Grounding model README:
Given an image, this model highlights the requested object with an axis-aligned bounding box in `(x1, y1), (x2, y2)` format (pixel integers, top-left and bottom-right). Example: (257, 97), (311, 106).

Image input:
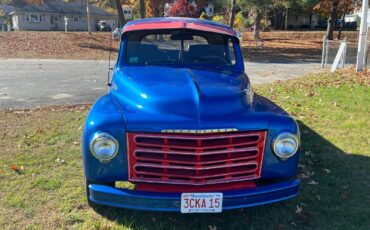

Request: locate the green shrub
(234, 12), (248, 31)
(212, 15), (227, 24)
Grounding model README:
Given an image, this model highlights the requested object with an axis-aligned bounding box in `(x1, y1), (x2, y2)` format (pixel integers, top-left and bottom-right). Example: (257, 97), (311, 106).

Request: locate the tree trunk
(285, 7), (288, 30)
(326, 0), (339, 40)
(228, 0), (236, 28)
(115, 0), (125, 27)
(140, 0), (146, 19)
(253, 11), (262, 41)
(337, 9), (347, 40)
(337, 14), (344, 40)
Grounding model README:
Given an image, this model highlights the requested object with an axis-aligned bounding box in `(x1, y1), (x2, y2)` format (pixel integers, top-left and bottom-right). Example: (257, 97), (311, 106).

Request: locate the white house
(122, 5), (133, 20)
(204, 3), (214, 17)
(8, 1), (116, 31)
(287, 13), (320, 28)
(354, 9), (370, 25)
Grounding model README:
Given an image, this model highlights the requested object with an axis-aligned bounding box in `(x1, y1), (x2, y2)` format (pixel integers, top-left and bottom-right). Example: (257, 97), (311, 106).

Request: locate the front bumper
(88, 179), (300, 212)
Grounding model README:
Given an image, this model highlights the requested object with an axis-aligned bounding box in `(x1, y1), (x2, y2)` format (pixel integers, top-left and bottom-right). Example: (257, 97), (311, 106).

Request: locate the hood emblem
(162, 128), (238, 134)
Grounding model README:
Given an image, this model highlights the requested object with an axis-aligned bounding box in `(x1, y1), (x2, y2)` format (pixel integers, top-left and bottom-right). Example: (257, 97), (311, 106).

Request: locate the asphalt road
(0, 59), (322, 109)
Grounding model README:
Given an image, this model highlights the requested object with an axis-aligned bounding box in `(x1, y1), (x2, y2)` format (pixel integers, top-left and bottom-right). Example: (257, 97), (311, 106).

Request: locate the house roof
(9, 1), (113, 17)
(0, 4), (15, 14)
(123, 17), (237, 37)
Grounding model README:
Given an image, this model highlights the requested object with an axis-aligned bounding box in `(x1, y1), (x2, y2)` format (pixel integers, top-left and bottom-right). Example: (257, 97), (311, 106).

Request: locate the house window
(73, 16), (79, 22)
(25, 14), (42, 23)
(53, 15), (59, 22)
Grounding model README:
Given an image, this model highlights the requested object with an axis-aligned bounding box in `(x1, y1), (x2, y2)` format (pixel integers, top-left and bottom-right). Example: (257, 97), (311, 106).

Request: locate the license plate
(181, 193), (223, 213)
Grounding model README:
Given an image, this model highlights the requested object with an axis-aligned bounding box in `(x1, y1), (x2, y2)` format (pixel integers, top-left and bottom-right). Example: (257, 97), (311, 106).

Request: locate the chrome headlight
(272, 132), (299, 160)
(89, 132), (119, 162)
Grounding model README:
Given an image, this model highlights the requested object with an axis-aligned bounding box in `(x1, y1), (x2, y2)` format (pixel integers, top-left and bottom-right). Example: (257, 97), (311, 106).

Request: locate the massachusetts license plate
(181, 193), (223, 213)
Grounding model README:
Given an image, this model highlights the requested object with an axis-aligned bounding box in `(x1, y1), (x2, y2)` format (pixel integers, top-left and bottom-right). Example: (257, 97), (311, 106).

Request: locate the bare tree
(140, 0), (146, 18)
(326, 0), (339, 40)
(252, 10), (262, 40)
(115, 0), (125, 27)
(228, 0), (236, 28)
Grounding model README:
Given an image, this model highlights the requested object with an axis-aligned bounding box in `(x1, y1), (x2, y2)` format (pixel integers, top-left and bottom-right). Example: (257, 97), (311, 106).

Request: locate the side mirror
(112, 28), (121, 40)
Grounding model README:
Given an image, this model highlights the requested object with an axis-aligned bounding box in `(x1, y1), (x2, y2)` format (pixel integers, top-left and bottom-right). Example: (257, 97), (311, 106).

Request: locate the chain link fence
(321, 27), (370, 68)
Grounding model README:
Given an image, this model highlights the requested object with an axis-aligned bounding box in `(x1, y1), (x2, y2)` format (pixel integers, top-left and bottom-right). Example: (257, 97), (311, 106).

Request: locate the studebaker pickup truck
(82, 17), (300, 213)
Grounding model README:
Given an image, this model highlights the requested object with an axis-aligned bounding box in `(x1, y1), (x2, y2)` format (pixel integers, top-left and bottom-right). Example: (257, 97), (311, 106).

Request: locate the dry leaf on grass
(307, 180), (319, 185)
(295, 205), (309, 222)
(10, 164), (24, 174)
(208, 225), (217, 230)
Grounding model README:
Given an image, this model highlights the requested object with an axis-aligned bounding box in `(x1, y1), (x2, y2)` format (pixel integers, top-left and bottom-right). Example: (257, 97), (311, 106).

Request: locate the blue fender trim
(89, 179), (300, 212)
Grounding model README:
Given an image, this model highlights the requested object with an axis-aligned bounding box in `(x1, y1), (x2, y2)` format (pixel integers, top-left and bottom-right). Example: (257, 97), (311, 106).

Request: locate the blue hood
(110, 66), (270, 132)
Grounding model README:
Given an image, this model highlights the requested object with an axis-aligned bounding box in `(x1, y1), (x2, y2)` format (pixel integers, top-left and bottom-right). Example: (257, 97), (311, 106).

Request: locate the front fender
(82, 93), (128, 182)
(262, 114), (300, 179)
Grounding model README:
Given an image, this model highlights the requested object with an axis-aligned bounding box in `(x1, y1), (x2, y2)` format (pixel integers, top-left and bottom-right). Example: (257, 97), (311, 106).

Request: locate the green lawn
(0, 71), (369, 230)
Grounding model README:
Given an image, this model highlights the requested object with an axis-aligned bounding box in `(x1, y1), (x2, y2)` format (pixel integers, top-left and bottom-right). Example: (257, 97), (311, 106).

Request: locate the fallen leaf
(10, 164), (23, 174)
(208, 225), (217, 230)
(295, 205), (310, 223)
(298, 164), (306, 169)
(305, 92), (315, 97)
(295, 205), (303, 214)
(308, 180), (319, 185)
(55, 158), (65, 164)
(10, 164), (19, 171)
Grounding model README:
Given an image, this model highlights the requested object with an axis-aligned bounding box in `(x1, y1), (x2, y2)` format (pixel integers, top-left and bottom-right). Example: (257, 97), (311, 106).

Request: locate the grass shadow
(91, 120), (370, 229)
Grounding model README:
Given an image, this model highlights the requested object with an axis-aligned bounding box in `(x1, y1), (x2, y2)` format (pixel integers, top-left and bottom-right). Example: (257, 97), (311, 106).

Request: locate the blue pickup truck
(82, 17), (300, 213)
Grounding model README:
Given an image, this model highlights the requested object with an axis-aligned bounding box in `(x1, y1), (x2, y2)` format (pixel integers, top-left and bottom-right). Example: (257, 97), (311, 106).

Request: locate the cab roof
(122, 17), (237, 37)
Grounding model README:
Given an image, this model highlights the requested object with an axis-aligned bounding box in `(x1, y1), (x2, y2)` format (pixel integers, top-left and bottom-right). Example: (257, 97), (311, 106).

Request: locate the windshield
(123, 29), (237, 67)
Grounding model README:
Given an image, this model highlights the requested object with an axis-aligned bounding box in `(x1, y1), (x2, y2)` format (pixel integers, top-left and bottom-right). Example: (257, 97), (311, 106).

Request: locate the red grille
(127, 131), (266, 187)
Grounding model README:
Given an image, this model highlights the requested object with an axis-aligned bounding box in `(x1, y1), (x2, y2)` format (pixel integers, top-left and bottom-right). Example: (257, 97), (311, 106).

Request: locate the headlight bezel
(89, 132), (119, 162)
(272, 132), (299, 160)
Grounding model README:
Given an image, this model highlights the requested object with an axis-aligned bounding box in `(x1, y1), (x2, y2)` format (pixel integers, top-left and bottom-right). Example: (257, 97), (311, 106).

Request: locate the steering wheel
(201, 55), (227, 65)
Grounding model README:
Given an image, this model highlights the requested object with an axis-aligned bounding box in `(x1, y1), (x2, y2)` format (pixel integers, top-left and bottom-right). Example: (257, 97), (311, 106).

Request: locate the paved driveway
(0, 59), (322, 109)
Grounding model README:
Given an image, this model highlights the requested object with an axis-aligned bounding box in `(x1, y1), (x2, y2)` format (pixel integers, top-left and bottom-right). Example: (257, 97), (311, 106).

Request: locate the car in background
(315, 20), (328, 29)
(96, 21), (112, 32)
(83, 17), (301, 213)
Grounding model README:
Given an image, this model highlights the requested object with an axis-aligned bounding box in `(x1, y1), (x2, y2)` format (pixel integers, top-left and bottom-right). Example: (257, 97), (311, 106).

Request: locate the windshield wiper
(144, 60), (179, 65)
